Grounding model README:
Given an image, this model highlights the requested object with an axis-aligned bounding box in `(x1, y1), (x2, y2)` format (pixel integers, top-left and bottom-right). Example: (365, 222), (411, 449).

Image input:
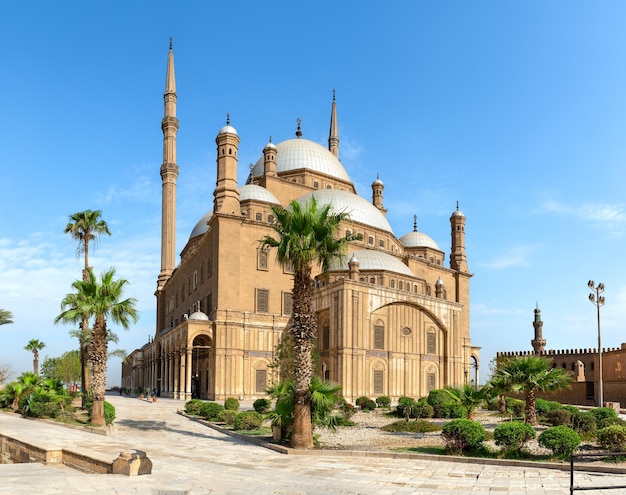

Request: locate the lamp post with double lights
(588, 280), (605, 408)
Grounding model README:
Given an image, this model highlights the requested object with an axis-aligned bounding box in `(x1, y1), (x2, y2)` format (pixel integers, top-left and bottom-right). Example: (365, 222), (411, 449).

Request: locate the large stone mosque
(121, 43), (480, 402)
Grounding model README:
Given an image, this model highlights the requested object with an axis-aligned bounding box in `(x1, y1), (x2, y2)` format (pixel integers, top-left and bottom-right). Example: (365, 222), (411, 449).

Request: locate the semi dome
(239, 184), (280, 204)
(251, 138), (351, 182)
(399, 231), (441, 251)
(329, 250), (414, 277)
(295, 189), (393, 233)
(189, 211), (213, 239)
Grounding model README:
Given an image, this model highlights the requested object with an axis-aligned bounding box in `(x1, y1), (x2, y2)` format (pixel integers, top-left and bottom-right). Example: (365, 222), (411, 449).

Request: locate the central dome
(251, 138), (351, 182)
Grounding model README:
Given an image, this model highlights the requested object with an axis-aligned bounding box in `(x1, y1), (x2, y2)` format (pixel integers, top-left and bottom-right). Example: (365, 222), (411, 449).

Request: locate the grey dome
(295, 189), (393, 233)
(190, 211), (213, 239)
(251, 138), (351, 182)
(218, 125), (238, 136)
(399, 231), (441, 251)
(189, 311), (209, 321)
(329, 250), (414, 277)
(239, 184), (280, 204)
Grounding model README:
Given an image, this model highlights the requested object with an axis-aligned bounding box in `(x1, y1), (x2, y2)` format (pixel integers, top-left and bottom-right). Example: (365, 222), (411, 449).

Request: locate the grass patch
(382, 420), (443, 433)
(393, 446), (446, 455)
(232, 427), (271, 436)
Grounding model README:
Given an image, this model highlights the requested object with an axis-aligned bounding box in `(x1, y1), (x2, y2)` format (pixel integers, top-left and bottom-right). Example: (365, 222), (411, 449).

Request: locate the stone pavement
(1, 395), (626, 494)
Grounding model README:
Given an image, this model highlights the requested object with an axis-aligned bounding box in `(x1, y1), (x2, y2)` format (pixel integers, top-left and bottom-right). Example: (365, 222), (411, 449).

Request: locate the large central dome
(251, 138), (351, 182)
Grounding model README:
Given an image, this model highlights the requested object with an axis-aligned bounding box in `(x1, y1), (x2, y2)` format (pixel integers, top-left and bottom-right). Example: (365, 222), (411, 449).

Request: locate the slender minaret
(328, 90), (339, 158)
(450, 201), (468, 272)
(263, 136), (277, 177)
(531, 304), (547, 353)
(214, 115), (240, 214)
(158, 38), (179, 290)
(372, 174), (386, 214)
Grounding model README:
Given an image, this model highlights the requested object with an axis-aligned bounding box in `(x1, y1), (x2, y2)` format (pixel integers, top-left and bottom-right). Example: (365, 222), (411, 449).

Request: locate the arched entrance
(191, 334), (212, 399)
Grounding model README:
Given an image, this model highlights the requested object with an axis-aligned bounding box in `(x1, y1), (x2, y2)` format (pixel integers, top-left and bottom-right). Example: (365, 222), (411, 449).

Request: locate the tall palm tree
(0, 309), (13, 326)
(24, 339), (46, 374)
(55, 268), (138, 426)
(492, 355), (573, 426)
(64, 210), (111, 406)
(260, 197), (352, 449)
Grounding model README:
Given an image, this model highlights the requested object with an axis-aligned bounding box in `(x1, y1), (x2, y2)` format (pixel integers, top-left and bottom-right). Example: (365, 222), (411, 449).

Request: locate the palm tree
(492, 355), (573, 426)
(64, 209), (111, 406)
(260, 197), (352, 449)
(486, 373), (513, 414)
(55, 268), (138, 426)
(0, 309), (13, 326)
(24, 339), (46, 374)
(444, 384), (488, 420)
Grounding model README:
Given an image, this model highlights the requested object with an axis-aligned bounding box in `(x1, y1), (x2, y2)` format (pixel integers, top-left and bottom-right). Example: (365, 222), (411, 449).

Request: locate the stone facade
(121, 43), (479, 402)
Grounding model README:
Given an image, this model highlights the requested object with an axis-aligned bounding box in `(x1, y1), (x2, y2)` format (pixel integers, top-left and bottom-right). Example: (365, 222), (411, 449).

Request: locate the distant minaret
(371, 174), (386, 215)
(158, 38), (179, 290)
(213, 114), (240, 215)
(531, 304), (547, 353)
(450, 202), (468, 272)
(328, 90), (339, 158)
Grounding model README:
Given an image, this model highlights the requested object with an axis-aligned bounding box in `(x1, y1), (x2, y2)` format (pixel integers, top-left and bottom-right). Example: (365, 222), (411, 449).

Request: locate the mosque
(121, 43), (480, 402)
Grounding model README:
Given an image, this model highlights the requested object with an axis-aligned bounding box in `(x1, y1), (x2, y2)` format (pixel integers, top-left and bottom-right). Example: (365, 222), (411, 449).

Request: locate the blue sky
(2, 2), (626, 387)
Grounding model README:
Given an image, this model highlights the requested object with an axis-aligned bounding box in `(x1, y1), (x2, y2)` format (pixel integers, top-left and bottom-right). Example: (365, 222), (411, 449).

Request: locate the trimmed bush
(25, 393), (62, 419)
(441, 418), (485, 454)
(185, 399), (204, 416)
(547, 408), (572, 426)
(538, 425), (581, 457)
(200, 402), (225, 421)
(253, 398), (272, 414)
(340, 402), (357, 419)
(355, 396), (370, 408)
(598, 416), (626, 429)
(224, 397), (240, 411)
(233, 411), (263, 430)
(572, 411), (597, 437)
(597, 425), (626, 451)
(505, 398), (525, 417)
(494, 421), (536, 450)
(427, 389), (467, 419)
(376, 396), (391, 408)
(589, 407), (618, 423)
(360, 399), (377, 411)
(412, 400), (434, 419)
(535, 398), (552, 417)
(382, 420), (442, 433)
(103, 401), (115, 425)
(219, 409), (238, 426)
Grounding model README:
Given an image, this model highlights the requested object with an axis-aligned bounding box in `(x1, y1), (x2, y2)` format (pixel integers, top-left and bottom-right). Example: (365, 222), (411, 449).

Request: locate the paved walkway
(1, 395), (626, 494)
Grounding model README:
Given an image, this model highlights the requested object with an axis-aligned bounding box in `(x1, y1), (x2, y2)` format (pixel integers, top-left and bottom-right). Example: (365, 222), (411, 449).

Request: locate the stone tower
(372, 174), (386, 214)
(158, 38), (179, 290)
(213, 115), (240, 215)
(531, 304), (547, 353)
(450, 202), (468, 273)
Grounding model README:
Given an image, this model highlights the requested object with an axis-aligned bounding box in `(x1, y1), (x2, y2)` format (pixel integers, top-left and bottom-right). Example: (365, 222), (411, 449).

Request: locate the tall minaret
(450, 202), (468, 272)
(158, 38), (179, 290)
(214, 115), (240, 215)
(328, 90), (339, 158)
(531, 304), (547, 353)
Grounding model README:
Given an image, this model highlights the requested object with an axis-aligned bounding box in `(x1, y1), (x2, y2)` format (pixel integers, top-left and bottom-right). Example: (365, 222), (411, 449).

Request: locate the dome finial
(226, 113), (231, 125)
(169, 37), (173, 50)
(413, 214), (418, 232)
(269, 135), (272, 143)
(296, 118), (303, 138)
(456, 200), (460, 211)
(333, 89), (336, 102)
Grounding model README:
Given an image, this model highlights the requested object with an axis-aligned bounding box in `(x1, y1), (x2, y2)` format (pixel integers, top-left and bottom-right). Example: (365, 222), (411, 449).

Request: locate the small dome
(218, 125), (238, 136)
(399, 231), (441, 251)
(189, 211), (213, 239)
(264, 141), (277, 151)
(372, 178), (383, 186)
(349, 253), (359, 264)
(451, 209), (465, 218)
(436, 278), (444, 286)
(295, 189), (393, 233)
(251, 138), (351, 183)
(188, 311), (209, 321)
(239, 184), (280, 204)
(329, 250), (414, 277)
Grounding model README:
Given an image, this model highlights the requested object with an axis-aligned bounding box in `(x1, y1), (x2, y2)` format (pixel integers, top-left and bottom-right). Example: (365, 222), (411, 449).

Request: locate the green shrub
(505, 398), (525, 417)
(25, 393), (62, 418)
(382, 420), (442, 433)
(340, 402), (357, 419)
(598, 416), (626, 429)
(397, 396), (415, 406)
(535, 398), (552, 416)
(224, 397), (240, 411)
(589, 407), (618, 423)
(396, 397), (415, 418)
(572, 411), (597, 437)
(427, 389), (466, 418)
(253, 398), (272, 414)
(355, 396), (370, 408)
(547, 409), (571, 426)
(185, 399), (204, 416)
(538, 425), (581, 457)
(376, 396), (391, 408)
(360, 398), (377, 411)
(200, 402), (224, 421)
(562, 405), (580, 415)
(493, 421), (536, 450)
(219, 409), (238, 426)
(597, 425), (626, 451)
(441, 419), (485, 454)
(103, 401), (115, 425)
(412, 400), (434, 419)
(233, 411), (263, 430)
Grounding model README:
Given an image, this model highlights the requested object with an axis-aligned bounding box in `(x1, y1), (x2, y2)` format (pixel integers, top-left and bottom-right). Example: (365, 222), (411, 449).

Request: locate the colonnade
(140, 347), (195, 400)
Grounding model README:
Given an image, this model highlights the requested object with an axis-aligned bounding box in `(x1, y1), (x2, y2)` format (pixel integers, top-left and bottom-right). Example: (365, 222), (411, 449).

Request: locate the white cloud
(476, 245), (537, 269)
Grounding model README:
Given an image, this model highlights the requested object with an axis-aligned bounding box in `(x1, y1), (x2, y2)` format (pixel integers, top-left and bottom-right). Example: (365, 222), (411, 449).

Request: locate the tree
(492, 355), (573, 426)
(24, 339), (46, 374)
(63, 209), (111, 406)
(444, 384), (488, 420)
(259, 197), (352, 449)
(55, 268), (138, 426)
(41, 351), (81, 390)
(486, 373), (513, 414)
(0, 362), (14, 386)
(0, 309), (13, 326)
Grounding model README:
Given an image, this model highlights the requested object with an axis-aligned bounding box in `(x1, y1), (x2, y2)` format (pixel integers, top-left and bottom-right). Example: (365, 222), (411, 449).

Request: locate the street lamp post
(588, 280), (605, 408)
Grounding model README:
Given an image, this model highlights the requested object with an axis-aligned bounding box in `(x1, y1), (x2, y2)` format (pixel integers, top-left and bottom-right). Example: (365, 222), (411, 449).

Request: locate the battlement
(497, 346), (624, 359)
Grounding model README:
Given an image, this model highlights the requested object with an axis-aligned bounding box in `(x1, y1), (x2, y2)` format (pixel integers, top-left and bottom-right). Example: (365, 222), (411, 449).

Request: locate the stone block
(111, 450), (152, 476)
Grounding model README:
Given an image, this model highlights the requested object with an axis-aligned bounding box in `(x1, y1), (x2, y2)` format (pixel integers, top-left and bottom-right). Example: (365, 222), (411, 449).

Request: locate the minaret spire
(531, 304), (547, 353)
(328, 90), (339, 158)
(158, 39), (180, 290)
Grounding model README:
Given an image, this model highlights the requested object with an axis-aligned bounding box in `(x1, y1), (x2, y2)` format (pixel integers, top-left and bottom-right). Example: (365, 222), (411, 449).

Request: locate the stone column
(173, 350), (180, 399)
(185, 348), (193, 400)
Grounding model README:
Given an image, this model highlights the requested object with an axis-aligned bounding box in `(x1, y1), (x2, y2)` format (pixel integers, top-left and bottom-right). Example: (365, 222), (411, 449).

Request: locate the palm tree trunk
(499, 394), (506, 414)
(80, 267), (90, 408)
(289, 267), (315, 449)
(89, 316), (108, 427)
(525, 389), (537, 426)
